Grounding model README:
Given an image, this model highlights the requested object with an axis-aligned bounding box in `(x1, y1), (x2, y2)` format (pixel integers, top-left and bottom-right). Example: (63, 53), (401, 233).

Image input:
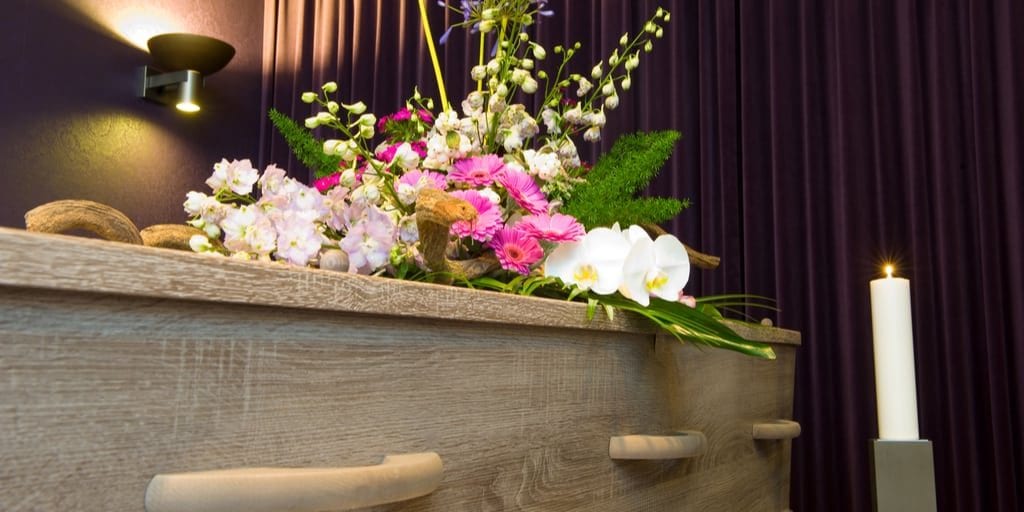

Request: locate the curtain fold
(259, 1), (1024, 509)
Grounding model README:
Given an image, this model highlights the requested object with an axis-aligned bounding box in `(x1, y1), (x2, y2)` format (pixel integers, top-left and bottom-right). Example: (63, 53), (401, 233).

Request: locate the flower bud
(486, 59), (500, 75)
(519, 32), (529, 42)
(602, 82), (615, 96)
(340, 169), (357, 187)
(343, 101), (367, 114)
(203, 223), (221, 239)
(305, 116), (320, 129)
(471, 65), (487, 81)
(323, 139), (344, 155)
(609, 49), (619, 66)
(480, 19), (496, 33)
(644, 22), (657, 34)
(327, 101), (340, 114)
(521, 58), (534, 70)
(301, 92), (317, 103)
(591, 62), (603, 79)
(482, 7), (499, 19)
(359, 124), (374, 139)
(496, 83), (509, 97)
(521, 77), (539, 94)
(604, 94), (619, 109)
(656, 28), (664, 38)
(425, 98), (434, 109)
(511, 69), (529, 85)
(625, 53), (640, 71)
(656, 7), (665, 18)
(363, 184), (381, 203)
(663, 11), (671, 22)
(532, 44), (547, 60)
(357, 113), (376, 127)
(189, 234), (213, 253)
(536, 70), (548, 80)
(620, 33), (629, 46)
(322, 81), (338, 93)
(644, 40), (654, 53)
(621, 76), (632, 90)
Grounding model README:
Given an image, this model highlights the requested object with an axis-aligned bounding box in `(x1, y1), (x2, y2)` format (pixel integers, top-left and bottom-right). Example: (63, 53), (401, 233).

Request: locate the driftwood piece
(415, 189), (501, 283)
(640, 223), (721, 270)
(24, 200), (143, 245)
(140, 224), (207, 251)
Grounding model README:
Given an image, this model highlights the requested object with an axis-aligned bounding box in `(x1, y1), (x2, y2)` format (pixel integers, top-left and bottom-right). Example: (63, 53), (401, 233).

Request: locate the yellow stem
(477, 32), (485, 92)
(418, 0), (450, 112)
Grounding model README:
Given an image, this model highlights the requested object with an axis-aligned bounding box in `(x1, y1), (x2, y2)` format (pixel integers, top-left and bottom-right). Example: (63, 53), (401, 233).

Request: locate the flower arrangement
(184, 0), (776, 359)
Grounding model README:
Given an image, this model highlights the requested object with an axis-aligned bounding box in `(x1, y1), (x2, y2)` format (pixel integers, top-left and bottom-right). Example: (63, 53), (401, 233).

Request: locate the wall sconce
(137, 33), (235, 113)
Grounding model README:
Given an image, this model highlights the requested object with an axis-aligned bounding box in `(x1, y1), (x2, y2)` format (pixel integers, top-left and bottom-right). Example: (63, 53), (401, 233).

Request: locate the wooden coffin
(0, 227), (800, 511)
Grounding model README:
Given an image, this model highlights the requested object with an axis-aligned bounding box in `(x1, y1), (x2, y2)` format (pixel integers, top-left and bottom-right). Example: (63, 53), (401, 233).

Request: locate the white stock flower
(523, 150), (562, 181)
(390, 142), (421, 170)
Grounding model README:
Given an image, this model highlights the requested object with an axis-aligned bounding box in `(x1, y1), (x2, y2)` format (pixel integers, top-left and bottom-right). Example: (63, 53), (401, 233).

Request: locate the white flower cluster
(544, 224), (690, 307)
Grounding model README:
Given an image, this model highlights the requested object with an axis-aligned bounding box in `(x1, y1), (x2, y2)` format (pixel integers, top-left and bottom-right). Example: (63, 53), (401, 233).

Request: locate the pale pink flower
(340, 206), (397, 274)
(515, 213), (585, 243)
(398, 170), (447, 191)
(497, 168), (549, 215)
(678, 292), (697, 308)
(259, 164), (288, 195)
(449, 189), (503, 242)
(208, 158), (259, 195)
(448, 154), (506, 187)
(489, 227), (544, 275)
(272, 212), (322, 266)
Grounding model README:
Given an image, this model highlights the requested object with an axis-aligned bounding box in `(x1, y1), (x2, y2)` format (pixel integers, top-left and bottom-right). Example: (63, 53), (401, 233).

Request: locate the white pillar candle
(869, 265), (920, 440)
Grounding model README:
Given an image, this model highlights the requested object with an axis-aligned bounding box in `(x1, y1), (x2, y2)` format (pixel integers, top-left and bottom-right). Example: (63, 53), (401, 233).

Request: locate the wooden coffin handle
(144, 452), (444, 512)
(24, 199), (143, 245)
(609, 431), (707, 460)
(752, 420), (802, 440)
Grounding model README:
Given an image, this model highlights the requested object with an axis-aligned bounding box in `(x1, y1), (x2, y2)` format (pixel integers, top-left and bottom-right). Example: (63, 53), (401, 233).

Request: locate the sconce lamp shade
(137, 33), (234, 114)
(147, 33), (235, 75)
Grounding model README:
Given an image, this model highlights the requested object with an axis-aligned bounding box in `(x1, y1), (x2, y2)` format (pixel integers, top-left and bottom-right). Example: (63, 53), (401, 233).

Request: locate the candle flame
(884, 264), (894, 279)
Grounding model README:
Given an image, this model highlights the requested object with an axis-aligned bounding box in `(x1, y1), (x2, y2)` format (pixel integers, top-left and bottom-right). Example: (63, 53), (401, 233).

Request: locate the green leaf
(586, 298), (598, 321)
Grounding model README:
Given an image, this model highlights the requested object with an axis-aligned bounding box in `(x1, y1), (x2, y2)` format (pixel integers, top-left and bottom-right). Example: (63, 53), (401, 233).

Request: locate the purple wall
(0, 0), (265, 229)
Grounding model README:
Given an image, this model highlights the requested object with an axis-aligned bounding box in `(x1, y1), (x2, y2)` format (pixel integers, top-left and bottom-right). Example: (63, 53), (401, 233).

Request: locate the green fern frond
(268, 108), (342, 178)
(563, 130), (690, 229)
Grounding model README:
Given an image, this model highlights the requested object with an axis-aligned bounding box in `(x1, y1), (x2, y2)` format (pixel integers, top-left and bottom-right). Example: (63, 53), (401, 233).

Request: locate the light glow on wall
(112, 7), (183, 50)
(62, 1), (185, 51)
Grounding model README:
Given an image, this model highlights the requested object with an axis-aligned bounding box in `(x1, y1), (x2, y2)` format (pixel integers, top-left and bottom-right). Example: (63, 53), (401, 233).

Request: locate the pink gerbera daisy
(497, 169), (550, 215)
(448, 154), (506, 187)
(489, 227), (544, 275)
(398, 169), (447, 190)
(449, 190), (503, 242)
(515, 213), (585, 242)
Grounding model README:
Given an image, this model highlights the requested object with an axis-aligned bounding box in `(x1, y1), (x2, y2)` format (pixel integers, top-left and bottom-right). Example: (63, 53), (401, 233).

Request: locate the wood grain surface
(0, 227), (799, 345)
(0, 227), (800, 511)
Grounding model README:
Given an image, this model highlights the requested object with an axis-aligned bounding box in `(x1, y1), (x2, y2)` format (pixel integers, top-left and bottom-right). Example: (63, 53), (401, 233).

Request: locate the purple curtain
(259, 1), (1024, 509)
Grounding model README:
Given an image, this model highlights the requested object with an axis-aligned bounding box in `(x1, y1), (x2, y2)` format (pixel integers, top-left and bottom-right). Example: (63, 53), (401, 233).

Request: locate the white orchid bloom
(619, 231), (691, 306)
(544, 227), (630, 294)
